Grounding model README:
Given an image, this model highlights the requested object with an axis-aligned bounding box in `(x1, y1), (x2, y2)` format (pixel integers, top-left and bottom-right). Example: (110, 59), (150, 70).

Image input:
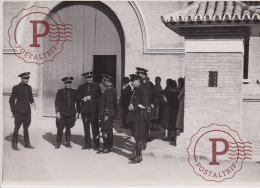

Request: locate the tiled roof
(161, 1), (260, 23)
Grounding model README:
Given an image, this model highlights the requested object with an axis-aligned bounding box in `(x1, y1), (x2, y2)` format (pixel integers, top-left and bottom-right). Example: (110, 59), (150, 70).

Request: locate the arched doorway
(42, 1), (125, 116)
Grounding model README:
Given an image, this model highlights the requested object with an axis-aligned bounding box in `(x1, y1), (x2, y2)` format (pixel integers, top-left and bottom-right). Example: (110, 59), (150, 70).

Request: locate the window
(209, 71), (218, 87)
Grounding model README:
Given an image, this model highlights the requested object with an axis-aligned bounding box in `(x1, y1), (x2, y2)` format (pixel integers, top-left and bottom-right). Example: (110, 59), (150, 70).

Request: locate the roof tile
(161, 1), (260, 23)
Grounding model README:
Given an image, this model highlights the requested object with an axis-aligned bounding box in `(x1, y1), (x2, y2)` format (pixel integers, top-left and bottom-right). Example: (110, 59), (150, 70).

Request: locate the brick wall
(242, 37), (260, 161)
(177, 52), (243, 157)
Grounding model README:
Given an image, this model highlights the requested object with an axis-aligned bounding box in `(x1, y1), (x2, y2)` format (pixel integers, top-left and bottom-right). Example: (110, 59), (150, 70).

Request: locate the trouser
(13, 113), (31, 145)
(101, 129), (114, 150)
(56, 116), (75, 144)
(81, 112), (99, 148)
(134, 137), (144, 157)
(100, 116), (114, 149)
(122, 105), (129, 127)
(144, 113), (150, 146)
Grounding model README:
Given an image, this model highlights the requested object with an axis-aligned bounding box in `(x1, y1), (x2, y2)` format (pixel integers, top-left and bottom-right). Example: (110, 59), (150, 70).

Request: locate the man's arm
(75, 90), (81, 114)
(29, 86), (35, 104)
(55, 90), (62, 120)
(9, 86), (17, 113)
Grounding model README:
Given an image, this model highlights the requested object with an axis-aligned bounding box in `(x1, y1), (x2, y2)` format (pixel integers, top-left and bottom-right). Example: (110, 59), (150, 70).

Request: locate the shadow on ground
(113, 134), (135, 158)
(42, 132), (86, 148)
(5, 133), (25, 147)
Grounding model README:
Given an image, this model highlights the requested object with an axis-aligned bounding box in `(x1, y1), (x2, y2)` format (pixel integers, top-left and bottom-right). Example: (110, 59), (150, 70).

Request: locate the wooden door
(42, 2), (123, 116)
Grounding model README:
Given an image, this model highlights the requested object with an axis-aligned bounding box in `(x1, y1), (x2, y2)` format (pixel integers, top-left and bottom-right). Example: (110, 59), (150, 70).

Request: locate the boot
(129, 143), (137, 160)
(82, 134), (91, 149)
(55, 130), (62, 149)
(108, 133), (114, 152)
(93, 136), (100, 151)
(142, 141), (147, 150)
(65, 129), (72, 148)
(24, 131), (34, 149)
(97, 133), (109, 154)
(11, 133), (19, 151)
(129, 141), (142, 164)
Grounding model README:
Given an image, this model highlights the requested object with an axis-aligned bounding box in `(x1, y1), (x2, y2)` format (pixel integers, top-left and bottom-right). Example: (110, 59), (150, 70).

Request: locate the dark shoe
(93, 142), (100, 151)
(128, 155), (136, 160)
(96, 148), (109, 154)
(102, 148), (110, 153)
(55, 142), (61, 149)
(128, 156), (142, 164)
(96, 148), (103, 154)
(11, 143), (19, 151)
(12, 134), (19, 151)
(109, 146), (114, 152)
(142, 143), (146, 150)
(24, 131), (34, 149)
(25, 143), (34, 149)
(94, 147), (99, 151)
(82, 144), (91, 150)
(65, 142), (72, 148)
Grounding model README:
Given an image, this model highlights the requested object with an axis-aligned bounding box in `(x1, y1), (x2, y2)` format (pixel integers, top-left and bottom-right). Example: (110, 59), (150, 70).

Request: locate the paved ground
(2, 117), (260, 186)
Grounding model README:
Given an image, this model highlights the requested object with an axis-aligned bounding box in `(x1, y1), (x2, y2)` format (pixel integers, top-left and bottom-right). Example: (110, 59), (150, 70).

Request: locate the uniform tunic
(9, 82), (35, 130)
(77, 82), (101, 147)
(128, 87), (149, 138)
(9, 82), (34, 114)
(77, 82), (101, 114)
(99, 85), (117, 131)
(55, 88), (78, 129)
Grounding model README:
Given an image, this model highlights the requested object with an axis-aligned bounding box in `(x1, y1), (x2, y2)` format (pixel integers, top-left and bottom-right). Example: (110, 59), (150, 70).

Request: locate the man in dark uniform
(9, 72), (36, 150)
(136, 67), (153, 150)
(128, 74), (151, 164)
(97, 74), (117, 154)
(55, 77), (79, 149)
(120, 77), (132, 128)
(77, 72), (101, 150)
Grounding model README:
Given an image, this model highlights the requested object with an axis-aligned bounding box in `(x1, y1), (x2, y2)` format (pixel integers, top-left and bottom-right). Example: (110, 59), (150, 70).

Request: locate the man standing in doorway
(9, 72), (36, 150)
(55, 77), (79, 149)
(77, 72), (101, 150)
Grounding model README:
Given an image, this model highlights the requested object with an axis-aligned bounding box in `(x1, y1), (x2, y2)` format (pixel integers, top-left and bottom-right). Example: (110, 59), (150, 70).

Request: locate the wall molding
(129, 1), (185, 54)
(3, 48), (20, 54)
(243, 99), (260, 102)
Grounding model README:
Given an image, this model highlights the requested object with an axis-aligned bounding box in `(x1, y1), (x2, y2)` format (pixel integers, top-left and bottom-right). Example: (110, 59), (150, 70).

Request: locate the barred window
(209, 71), (218, 87)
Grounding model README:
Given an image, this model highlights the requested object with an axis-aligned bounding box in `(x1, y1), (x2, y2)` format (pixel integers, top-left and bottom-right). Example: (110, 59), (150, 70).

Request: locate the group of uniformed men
(9, 67), (153, 164)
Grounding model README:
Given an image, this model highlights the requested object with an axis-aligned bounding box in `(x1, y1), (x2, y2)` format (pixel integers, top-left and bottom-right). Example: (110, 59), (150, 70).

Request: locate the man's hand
(151, 104), (154, 108)
(104, 116), (109, 122)
(83, 96), (91, 102)
(128, 103), (134, 111)
(56, 112), (61, 120)
(122, 85), (127, 90)
(147, 107), (151, 113)
(32, 102), (36, 110)
(75, 113), (79, 119)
